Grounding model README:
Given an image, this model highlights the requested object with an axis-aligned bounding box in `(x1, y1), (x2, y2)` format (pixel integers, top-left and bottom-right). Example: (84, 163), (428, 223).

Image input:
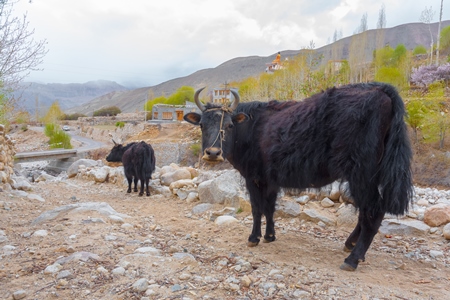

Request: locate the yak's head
(184, 87), (248, 163)
(106, 140), (125, 162)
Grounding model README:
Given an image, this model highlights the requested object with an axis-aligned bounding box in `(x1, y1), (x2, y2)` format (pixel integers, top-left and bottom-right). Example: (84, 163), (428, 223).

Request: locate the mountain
(13, 80), (129, 115)
(39, 21), (450, 115)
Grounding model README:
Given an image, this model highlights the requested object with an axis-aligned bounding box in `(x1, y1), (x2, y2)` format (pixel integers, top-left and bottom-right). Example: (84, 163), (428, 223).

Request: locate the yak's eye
(228, 124), (234, 129)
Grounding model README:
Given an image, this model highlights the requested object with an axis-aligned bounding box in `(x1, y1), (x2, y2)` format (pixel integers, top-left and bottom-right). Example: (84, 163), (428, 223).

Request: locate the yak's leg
(126, 176), (133, 193)
(340, 208), (385, 271)
(263, 185), (279, 243)
(133, 177), (138, 192)
(145, 178), (150, 196)
(138, 176), (144, 197)
(246, 179), (264, 247)
(344, 220), (362, 252)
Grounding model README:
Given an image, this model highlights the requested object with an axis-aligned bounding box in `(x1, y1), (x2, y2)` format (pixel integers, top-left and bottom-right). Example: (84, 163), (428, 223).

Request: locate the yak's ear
(184, 112), (201, 125)
(233, 112), (249, 124)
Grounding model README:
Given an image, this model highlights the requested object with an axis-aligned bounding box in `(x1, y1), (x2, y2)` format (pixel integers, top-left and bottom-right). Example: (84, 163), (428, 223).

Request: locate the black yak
(106, 140), (156, 196)
(183, 82), (413, 271)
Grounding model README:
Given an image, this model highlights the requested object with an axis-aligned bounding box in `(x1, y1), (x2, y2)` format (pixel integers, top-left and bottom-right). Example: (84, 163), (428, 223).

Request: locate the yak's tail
(142, 142), (155, 180)
(377, 83), (414, 215)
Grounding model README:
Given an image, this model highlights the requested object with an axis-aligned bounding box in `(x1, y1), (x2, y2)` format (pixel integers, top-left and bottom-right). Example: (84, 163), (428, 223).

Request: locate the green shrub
(93, 106), (121, 117)
(413, 45), (427, 55)
(44, 123), (72, 149)
(61, 113), (87, 120)
(115, 121), (125, 128)
(190, 143), (201, 157)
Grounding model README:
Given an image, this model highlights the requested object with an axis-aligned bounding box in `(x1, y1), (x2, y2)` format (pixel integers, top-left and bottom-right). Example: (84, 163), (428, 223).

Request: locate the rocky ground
(1, 126), (450, 300)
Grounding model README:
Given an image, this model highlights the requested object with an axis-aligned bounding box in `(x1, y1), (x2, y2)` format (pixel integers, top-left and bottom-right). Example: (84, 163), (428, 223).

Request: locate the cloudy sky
(13, 0), (450, 88)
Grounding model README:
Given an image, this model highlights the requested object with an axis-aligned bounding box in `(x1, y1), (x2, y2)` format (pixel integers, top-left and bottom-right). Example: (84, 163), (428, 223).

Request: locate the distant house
(151, 87), (237, 122)
(151, 102), (201, 122)
(212, 87), (233, 104)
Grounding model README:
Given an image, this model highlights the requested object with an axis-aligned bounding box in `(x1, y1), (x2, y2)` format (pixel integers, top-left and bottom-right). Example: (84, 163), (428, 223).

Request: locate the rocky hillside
(65, 21), (450, 116)
(14, 80), (129, 115)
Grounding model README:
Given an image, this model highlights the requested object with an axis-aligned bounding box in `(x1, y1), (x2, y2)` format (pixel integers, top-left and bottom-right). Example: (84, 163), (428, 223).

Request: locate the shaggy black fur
(184, 82), (413, 271)
(106, 141), (156, 196)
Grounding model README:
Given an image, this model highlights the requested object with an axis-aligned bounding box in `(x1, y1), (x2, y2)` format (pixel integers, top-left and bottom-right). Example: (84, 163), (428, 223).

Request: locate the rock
(295, 195), (310, 205)
(112, 266), (126, 276)
(423, 204), (450, 227)
(444, 223), (450, 240)
(169, 179), (195, 190)
(88, 166), (110, 183)
(329, 181), (342, 201)
(299, 208), (336, 225)
(429, 250), (444, 259)
(132, 278), (148, 292)
(27, 193), (45, 202)
(171, 284), (182, 292)
(214, 215), (238, 225)
(11, 175), (32, 191)
(57, 270), (74, 279)
(179, 273), (192, 280)
(321, 197), (335, 208)
(275, 200), (302, 217)
(67, 159), (98, 178)
(32, 230), (48, 237)
(161, 168), (192, 186)
(55, 251), (100, 265)
(134, 247), (161, 256)
(32, 202), (129, 225)
(192, 203), (213, 214)
(241, 275), (252, 287)
(186, 192), (198, 203)
(336, 204), (358, 228)
(108, 215), (125, 224)
(379, 219), (430, 236)
(12, 290), (27, 300)
(44, 263), (62, 274)
(197, 170), (244, 206)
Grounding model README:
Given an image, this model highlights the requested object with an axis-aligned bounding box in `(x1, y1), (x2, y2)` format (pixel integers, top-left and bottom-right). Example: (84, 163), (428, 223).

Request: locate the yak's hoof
(340, 262), (356, 271)
(126, 190), (131, 193)
(263, 234), (276, 243)
(146, 193), (150, 196)
(247, 241), (259, 247)
(343, 245), (353, 252)
(138, 193), (144, 197)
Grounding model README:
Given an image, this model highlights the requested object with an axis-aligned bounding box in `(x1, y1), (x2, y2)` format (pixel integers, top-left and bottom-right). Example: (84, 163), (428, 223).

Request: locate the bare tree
(376, 4), (386, 29)
(420, 6), (435, 65)
(436, 0), (444, 65)
(0, 0), (47, 90)
(355, 13), (368, 34)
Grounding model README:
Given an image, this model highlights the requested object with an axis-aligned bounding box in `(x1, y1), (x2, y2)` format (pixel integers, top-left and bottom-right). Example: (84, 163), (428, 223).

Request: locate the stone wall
(77, 112), (146, 126)
(0, 124), (15, 187)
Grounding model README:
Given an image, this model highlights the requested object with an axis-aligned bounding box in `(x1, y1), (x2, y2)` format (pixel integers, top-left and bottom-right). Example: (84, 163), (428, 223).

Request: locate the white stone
(444, 223), (450, 240)
(32, 230), (48, 237)
(108, 215), (125, 224)
(214, 215), (239, 226)
(44, 263), (62, 274)
(27, 193), (45, 202)
(134, 247), (161, 256)
(132, 278), (149, 292)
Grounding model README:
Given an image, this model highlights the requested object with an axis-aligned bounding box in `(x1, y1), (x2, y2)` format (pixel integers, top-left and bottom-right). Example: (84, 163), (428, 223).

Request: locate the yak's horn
(112, 139), (118, 145)
(230, 89), (240, 111)
(194, 87), (206, 112)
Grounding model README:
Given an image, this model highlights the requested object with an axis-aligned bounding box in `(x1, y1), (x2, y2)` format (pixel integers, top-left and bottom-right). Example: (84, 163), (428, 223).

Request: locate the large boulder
(197, 170), (247, 207)
(423, 204), (450, 227)
(67, 159), (99, 178)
